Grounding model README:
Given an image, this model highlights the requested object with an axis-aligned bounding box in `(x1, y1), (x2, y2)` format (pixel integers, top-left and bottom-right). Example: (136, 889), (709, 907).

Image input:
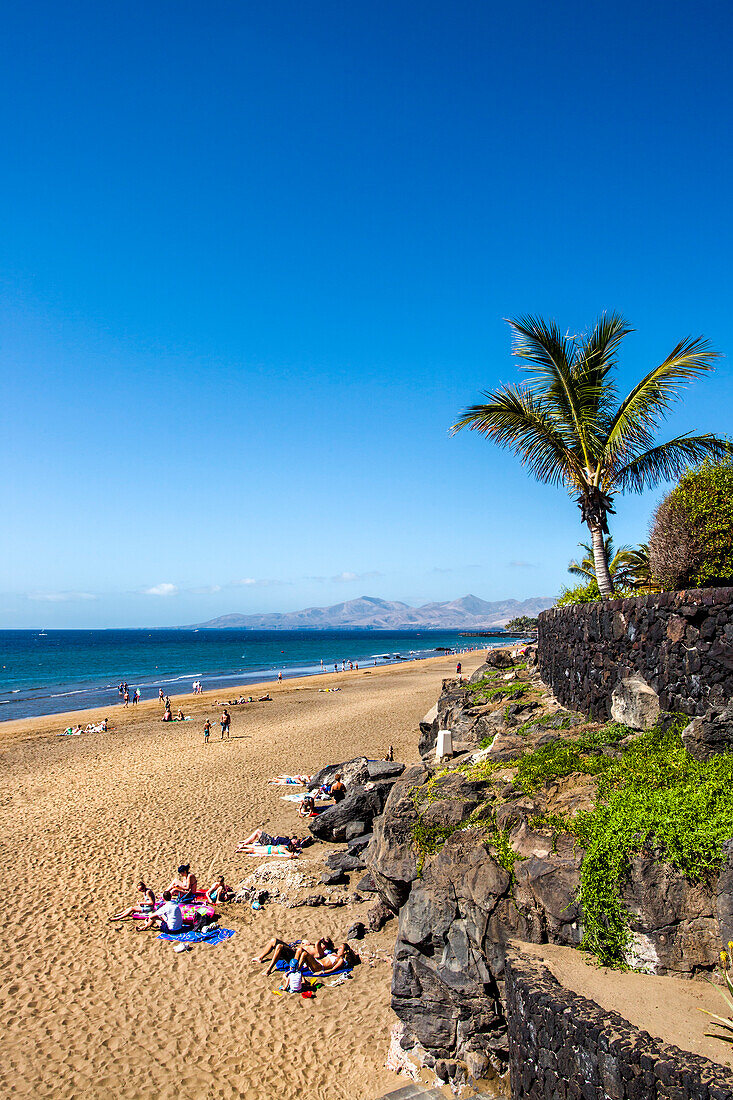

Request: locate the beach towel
(274, 959), (353, 978)
(158, 927), (235, 946)
(280, 792), (308, 802)
(132, 903), (216, 921)
(269, 775), (311, 786)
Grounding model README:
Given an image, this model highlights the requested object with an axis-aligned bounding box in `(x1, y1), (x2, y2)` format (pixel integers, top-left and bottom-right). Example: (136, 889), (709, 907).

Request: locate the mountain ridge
(186, 593), (554, 630)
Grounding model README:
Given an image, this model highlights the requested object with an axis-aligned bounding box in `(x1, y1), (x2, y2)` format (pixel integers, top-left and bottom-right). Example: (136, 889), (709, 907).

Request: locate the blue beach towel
(158, 927), (235, 946)
(274, 958), (352, 978)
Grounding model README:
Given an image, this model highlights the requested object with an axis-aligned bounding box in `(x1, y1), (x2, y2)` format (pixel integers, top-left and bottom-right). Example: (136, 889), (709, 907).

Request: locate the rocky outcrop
(308, 778), (398, 842)
(308, 756), (371, 791)
(367, 657), (733, 1081)
(367, 768), (423, 910)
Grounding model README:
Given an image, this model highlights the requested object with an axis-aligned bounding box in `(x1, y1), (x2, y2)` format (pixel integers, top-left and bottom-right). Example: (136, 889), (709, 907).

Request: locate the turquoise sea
(0, 628), (524, 722)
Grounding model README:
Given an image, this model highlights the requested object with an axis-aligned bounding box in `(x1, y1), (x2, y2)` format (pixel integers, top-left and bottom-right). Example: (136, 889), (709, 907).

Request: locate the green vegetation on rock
(414, 710), (733, 969)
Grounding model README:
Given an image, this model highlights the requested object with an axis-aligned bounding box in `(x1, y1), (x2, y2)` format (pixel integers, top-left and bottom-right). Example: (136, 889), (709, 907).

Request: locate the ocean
(0, 628), (524, 723)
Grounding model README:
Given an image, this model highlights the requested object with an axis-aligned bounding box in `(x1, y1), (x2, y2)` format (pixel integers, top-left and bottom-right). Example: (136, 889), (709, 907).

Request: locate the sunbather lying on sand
(252, 935), (333, 975)
(295, 941), (360, 974)
(239, 842), (298, 858)
(109, 881), (157, 921)
(236, 828), (309, 854)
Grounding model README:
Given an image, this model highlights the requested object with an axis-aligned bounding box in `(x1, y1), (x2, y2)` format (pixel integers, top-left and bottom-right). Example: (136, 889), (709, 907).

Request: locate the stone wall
(538, 587), (733, 719)
(506, 953), (733, 1100)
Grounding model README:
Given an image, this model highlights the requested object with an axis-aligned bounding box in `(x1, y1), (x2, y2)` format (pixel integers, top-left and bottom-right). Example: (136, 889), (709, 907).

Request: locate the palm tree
(452, 314), (730, 597)
(568, 537), (634, 585)
(621, 542), (656, 592)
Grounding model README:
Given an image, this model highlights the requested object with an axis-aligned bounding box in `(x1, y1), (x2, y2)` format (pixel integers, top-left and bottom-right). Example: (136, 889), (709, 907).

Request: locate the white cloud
(141, 582), (179, 597)
(28, 591), (98, 602)
(508, 560), (536, 569)
(189, 584), (222, 595)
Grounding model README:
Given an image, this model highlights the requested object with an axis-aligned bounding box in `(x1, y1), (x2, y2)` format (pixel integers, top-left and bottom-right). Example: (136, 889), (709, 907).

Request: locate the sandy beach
(1, 651), (486, 1100)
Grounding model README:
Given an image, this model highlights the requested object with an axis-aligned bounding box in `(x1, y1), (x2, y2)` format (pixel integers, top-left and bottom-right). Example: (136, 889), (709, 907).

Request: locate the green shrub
(649, 458), (733, 589)
(555, 578), (602, 606)
(505, 616), (538, 632)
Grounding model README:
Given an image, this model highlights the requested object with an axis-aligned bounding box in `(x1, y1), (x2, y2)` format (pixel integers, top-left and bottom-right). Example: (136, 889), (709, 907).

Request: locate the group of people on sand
(109, 864), (233, 931)
(253, 935), (360, 980)
(62, 718), (109, 735)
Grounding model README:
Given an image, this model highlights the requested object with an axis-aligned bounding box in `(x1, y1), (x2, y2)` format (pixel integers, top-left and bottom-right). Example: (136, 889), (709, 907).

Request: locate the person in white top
(142, 890), (183, 934)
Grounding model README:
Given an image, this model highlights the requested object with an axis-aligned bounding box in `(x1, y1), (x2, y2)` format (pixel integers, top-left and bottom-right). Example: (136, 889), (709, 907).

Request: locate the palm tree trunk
(589, 523), (615, 597)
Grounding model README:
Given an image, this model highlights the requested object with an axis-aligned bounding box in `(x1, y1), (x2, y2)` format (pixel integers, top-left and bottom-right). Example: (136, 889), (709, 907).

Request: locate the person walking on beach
(204, 718), (211, 744)
(278, 671), (283, 686)
(456, 661), (462, 677)
(123, 688), (130, 708)
(220, 708), (230, 740)
(158, 688), (164, 704)
(133, 687), (140, 705)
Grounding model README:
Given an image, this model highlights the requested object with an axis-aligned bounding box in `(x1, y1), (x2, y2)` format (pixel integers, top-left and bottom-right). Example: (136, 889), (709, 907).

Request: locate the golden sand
(0, 651), (487, 1100)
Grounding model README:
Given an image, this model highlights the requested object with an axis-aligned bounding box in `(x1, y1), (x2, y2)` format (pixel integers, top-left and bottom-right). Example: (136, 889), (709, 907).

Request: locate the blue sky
(3, 0), (732, 627)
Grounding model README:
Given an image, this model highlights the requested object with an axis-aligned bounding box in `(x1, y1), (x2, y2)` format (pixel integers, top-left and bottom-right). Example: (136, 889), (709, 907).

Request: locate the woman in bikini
(166, 864), (197, 903)
(295, 940), (360, 974)
(237, 842), (298, 858)
(109, 881), (157, 922)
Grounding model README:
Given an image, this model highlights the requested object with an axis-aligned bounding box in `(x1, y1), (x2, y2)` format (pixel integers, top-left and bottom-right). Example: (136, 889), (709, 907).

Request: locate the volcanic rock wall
(538, 587), (733, 720)
(506, 953), (733, 1100)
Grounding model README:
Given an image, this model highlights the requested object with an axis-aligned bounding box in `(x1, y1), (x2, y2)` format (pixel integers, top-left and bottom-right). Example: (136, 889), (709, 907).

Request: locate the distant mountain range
(188, 594), (554, 631)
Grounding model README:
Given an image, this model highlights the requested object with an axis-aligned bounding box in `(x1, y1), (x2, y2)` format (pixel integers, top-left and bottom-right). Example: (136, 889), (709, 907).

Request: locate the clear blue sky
(3, 0), (732, 627)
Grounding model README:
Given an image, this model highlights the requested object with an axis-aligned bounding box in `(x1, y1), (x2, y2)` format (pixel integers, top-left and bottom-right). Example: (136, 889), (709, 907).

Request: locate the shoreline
(0, 649), (484, 753)
(0, 631), (507, 724)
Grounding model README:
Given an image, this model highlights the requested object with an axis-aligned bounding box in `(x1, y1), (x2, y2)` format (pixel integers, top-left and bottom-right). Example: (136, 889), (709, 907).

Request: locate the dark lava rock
(366, 760), (406, 781)
(326, 851), (366, 873)
(367, 900), (395, 932)
(346, 921), (367, 940)
(683, 702), (733, 761)
(320, 870), (347, 886)
(365, 767), (424, 910)
(346, 832), (373, 854)
(309, 779), (396, 843)
(308, 757), (370, 792)
(344, 820), (367, 842)
(356, 873), (378, 893)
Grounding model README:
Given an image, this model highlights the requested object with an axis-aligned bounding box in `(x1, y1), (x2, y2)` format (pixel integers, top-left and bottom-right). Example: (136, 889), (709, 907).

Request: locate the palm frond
(615, 434), (733, 493)
(568, 537), (634, 582)
(603, 336), (721, 461)
(506, 316), (590, 456)
(451, 384), (584, 488)
(575, 312), (633, 425)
